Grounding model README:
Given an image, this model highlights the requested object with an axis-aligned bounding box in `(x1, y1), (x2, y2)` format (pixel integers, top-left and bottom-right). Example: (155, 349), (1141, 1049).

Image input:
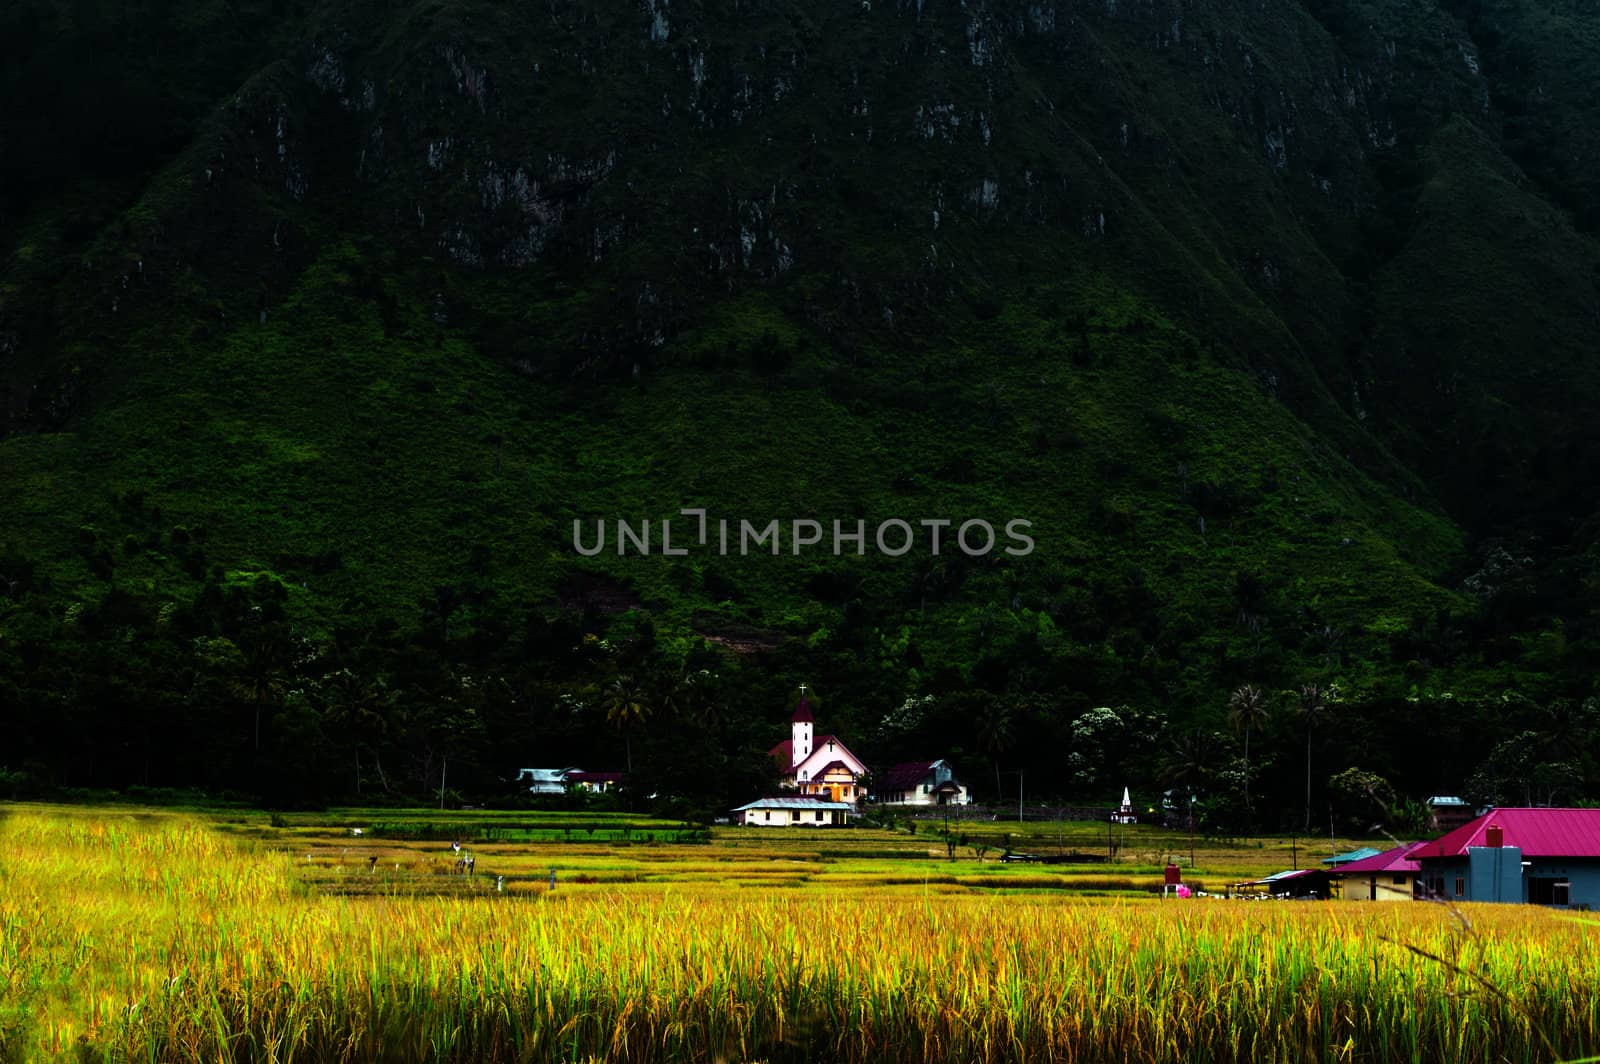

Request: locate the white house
(767, 688), (868, 804)
(516, 767), (580, 794)
(734, 796), (854, 827)
(874, 760), (970, 806)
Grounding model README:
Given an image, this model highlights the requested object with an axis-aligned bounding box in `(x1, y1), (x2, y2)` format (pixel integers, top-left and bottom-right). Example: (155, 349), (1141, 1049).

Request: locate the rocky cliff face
(7, 1), (1596, 525)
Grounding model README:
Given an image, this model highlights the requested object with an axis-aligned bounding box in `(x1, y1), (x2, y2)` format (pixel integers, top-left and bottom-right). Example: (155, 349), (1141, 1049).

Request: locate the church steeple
(790, 683), (813, 767)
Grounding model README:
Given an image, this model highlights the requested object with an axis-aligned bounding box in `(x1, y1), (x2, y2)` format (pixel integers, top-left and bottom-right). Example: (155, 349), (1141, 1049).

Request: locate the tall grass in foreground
(2, 809), (1598, 1062)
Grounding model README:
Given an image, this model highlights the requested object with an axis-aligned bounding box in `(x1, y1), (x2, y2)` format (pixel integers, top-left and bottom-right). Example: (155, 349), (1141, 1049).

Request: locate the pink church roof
(791, 696), (814, 723)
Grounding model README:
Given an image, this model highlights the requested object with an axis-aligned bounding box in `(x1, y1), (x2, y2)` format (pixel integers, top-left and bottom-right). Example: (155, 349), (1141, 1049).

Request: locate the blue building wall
(1418, 847), (1600, 908)
(1466, 846), (1524, 903)
(1523, 859), (1600, 909)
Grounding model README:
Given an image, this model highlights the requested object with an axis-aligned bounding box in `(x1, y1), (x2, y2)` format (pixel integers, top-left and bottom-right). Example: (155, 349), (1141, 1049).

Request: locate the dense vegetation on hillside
(2, 0), (1599, 820)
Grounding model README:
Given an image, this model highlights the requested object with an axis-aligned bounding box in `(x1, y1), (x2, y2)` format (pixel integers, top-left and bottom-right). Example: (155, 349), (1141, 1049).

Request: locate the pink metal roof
(791, 696), (814, 723)
(1333, 841), (1428, 875)
(1411, 808), (1600, 860)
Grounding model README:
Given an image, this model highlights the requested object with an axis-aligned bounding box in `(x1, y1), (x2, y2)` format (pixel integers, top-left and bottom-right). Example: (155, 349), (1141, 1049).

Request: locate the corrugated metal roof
(733, 797), (854, 811)
(1411, 808), (1600, 860)
(1333, 841), (1428, 875)
(1243, 869), (1324, 884)
(1321, 847), (1383, 866)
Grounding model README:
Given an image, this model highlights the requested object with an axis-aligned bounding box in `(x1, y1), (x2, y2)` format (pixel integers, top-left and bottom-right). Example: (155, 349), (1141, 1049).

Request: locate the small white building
(1111, 786), (1138, 824)
(734, 796), (854, 827)
(874, 760), (970, 806)
(516, 767), (581, 794)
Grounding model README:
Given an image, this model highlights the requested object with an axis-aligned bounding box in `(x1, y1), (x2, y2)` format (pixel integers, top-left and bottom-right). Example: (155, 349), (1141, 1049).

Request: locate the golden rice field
(2, 807), (1599, 1063)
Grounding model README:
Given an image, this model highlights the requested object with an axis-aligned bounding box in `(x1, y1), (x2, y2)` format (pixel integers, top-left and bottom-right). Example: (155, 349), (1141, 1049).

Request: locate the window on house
(1530, 878), (1572, 906)
(1454, 877), (1465, 898)
(1392, 875), (1407, 885)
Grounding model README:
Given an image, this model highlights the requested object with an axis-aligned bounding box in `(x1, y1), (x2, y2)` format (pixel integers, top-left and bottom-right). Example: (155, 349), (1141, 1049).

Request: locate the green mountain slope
(2, 0), (1599, 811)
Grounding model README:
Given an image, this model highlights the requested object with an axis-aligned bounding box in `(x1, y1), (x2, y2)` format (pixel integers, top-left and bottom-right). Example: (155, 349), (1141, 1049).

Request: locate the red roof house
(1409, 808), (1600, 907)
(1333, 842), (1428, 902)
(1410, 808), (1600, 861)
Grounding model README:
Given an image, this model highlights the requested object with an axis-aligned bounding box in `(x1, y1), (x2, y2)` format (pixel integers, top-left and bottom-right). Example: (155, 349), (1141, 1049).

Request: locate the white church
(767, 687), (868, 805)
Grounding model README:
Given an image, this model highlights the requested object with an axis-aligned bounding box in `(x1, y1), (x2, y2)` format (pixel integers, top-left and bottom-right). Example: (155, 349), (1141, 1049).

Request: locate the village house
(733, 796), (854, 827)
(516, 767), (580, 794)
(873, 760), (970, 806)
(767, 687), (868, 804)
(516, 767), (622, 794)
(1333, 842), (1428, 902)
(567, 771), (622, 793)
(1233, 868), (1335, 900)
(1410, 807), (1600, 907)
(1425, 795), (1477, 832)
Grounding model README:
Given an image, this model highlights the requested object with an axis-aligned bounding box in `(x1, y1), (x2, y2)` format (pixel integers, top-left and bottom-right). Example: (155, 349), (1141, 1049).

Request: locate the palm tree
(975, 701), (1015, 802)
(234, 626), (292, 752)
(602, 675), (652, 772)
(1295, 683), (1328, 833)
(1161, 730), (1219, 796)
(649, 667), (699, 723)
(1227, 684), (1270, 823)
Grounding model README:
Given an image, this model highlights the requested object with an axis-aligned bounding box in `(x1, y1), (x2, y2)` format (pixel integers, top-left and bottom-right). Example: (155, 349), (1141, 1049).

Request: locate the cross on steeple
(798, 683), (808, 696)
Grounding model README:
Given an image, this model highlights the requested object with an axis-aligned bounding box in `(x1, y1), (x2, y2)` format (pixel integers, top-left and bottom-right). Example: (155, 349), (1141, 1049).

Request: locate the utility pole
(439, 757), (447, 810)
(1188, 793), (1195, 867)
